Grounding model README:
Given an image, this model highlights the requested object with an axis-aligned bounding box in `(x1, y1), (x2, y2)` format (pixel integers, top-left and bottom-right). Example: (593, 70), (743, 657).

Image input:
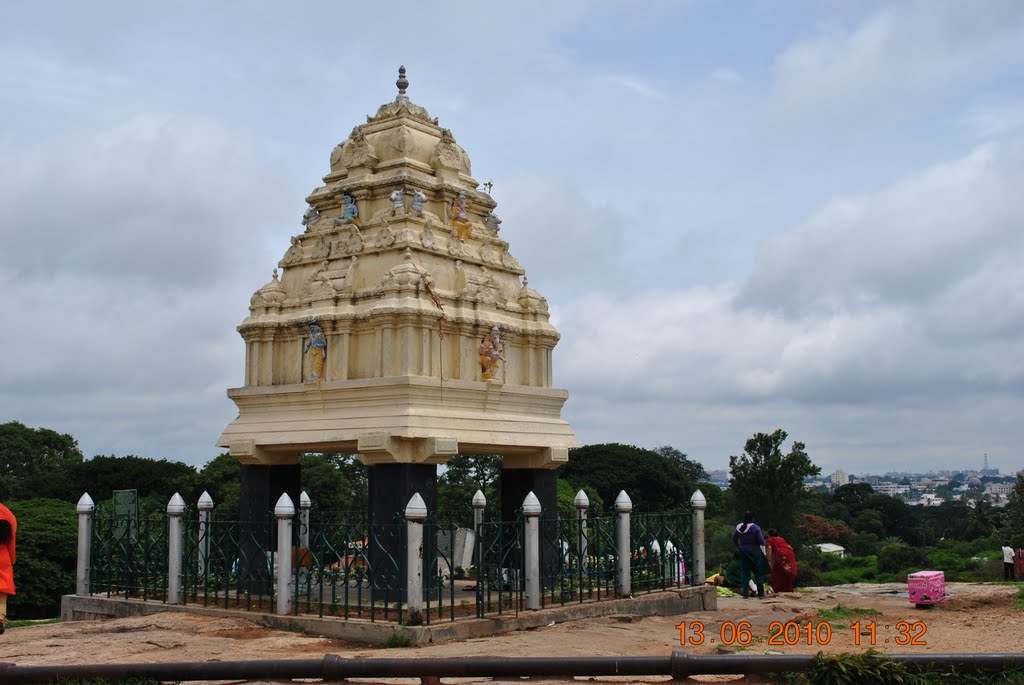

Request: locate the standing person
(1002, 542), (1015, 581)
(765, 528), (798, 593)
(732, 511), (766, 598)
(1015, 546), (1024, 582)
(0, 502), (16, 634)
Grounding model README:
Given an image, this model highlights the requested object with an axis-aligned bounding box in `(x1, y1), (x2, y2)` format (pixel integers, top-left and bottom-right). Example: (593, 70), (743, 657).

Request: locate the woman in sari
(765, 528), (797, 593)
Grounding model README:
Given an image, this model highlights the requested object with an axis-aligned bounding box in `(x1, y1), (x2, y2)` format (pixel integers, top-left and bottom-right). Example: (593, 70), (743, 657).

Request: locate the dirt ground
(1, 583), (1021, 684)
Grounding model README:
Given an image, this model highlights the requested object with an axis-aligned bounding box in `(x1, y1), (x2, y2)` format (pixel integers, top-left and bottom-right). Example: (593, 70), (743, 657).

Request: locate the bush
(6, 498), (77, 619)
(877, 543), (928, 575)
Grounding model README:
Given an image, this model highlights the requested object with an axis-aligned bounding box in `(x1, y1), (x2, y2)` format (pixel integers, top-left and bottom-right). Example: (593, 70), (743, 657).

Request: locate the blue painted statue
(334, 194), (359, 226)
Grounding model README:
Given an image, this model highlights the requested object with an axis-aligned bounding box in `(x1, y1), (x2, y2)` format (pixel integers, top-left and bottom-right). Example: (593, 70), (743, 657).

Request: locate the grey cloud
(0, 115), (294, 287)
(737, 140), (1024, 316)
(768, 0), (1024, 127)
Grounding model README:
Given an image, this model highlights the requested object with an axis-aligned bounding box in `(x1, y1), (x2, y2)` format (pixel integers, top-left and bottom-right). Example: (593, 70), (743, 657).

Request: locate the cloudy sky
(2, 1), (1022, 475)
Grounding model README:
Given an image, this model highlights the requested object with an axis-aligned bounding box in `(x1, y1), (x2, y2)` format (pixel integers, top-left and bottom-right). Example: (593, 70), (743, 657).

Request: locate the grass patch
(4, 617), (60, 629)
(1015, 586), (1024, 611)
(817, 604), (881, 628)
(386, 629), (412, 648)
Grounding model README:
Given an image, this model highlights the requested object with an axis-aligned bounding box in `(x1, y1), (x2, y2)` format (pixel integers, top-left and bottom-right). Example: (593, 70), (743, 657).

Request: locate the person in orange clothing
(0, 502), (16, 634)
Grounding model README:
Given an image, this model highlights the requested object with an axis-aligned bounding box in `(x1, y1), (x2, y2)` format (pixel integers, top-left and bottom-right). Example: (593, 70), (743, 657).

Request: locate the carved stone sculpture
(333, 225), (364, 256)
(331, 127), (379, 171)
(447, 228), (466, 257)
(375, 224), (396, 248)
(311, 233), (330, 261)
(431, 128), (471, 174)
(280, 236), (305, 267)
(302, 207), (321, 229)
(483, 212), (502, 233)
(421, 220), (438, 250)
(389, 188), (405, 215)
(411, 189), (427, 214)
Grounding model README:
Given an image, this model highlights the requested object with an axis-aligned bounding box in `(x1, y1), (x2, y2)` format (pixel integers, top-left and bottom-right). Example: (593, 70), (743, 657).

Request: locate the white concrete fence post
(197, 491), (214, 578)
(405, 492), (428, 625)
(522, 492), (542, 610)
(574, 489), (589, 570)
(615, 490), (633, 598)
(274, 493), (295, 616)
(166, 493), (186, 604)
(472, 489), (486, 531)
(75, 493), (95, 596)
(690, 489), (707, 586)
(299, 491), (311, 550)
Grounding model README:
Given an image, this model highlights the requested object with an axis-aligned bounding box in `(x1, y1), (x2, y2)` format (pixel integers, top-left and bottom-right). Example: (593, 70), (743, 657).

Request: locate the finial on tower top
(396, 65), (409, 101)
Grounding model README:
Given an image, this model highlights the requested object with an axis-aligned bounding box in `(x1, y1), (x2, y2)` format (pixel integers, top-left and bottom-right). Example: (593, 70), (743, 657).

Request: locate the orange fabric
(0, 503), (15, 595)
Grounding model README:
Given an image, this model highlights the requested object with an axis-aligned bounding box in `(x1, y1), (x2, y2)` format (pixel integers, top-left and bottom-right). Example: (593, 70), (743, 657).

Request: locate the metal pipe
(2, 652), (1024, 684)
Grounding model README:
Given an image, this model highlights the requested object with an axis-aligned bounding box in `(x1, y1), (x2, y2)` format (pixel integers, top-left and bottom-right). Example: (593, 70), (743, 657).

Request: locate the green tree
(728, 429), (820, 538)
(654, 446), (709, 483)
(5, 498), (77, 619)
(694, 482), (727, 518)
(555, 479), (605, 521)
(0, 421), (84, 501)
(74, 455), (198, 511)
(195, 452), (241, 517)
(437, 455), (501, 521)
(299, 453), (367, 516)
(1003, 473), (1024, 541)
(560, 443), (697, 513)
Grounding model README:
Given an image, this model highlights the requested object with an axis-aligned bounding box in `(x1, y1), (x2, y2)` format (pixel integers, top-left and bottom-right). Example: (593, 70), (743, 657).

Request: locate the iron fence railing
(86, 501), (695, 622)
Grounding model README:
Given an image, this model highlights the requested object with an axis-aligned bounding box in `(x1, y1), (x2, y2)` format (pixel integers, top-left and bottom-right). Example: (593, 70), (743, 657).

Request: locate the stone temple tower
(218, 68), (577, 522)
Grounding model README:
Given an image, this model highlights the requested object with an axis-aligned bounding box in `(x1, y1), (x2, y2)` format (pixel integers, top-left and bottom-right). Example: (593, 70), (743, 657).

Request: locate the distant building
(986, 482), (1015, 496)
(830, 469), (850, 488)
(815, 543), (846, 558)
(874, 482), (910, 497)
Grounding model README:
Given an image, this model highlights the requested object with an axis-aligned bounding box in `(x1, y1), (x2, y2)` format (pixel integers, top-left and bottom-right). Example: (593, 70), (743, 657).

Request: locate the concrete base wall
(62, 586), (716, 646)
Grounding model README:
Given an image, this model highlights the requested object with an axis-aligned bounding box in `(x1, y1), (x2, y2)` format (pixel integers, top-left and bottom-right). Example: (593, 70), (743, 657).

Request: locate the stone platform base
(62, 586), (716, 645)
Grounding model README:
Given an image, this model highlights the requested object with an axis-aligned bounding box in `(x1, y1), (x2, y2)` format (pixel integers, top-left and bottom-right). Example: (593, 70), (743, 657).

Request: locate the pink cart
(907, 570), (946, 607)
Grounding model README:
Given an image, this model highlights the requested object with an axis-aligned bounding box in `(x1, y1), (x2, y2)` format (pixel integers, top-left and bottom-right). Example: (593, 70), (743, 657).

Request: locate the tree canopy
(0, 421), (84, 500)
(728, 429), (820, 538)
(559, 443), (700, 512)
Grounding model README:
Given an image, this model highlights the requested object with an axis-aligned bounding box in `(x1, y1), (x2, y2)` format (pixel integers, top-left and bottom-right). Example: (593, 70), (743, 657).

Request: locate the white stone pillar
(166, 493), (186, 604)
(522, 491), (542, 610)
(615, 490), (633, 598)
(574, 489), (589, 570)
(75, 493), (95, 596)
(405, 492), (428, 625)
(274, 493), (295, 616)
(299, 491), (311, 550)
(690, 489), (707, 586)
(197, 491), (213, 577)
(472, 489), (486, 531)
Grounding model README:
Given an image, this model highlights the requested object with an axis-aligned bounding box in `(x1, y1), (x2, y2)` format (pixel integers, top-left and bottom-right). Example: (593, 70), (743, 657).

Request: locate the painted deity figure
(448, 191), (471, 240)
(303, 321), (327, 382)
(411, 189), (427, 214)
(334, 194), (359, 226)
(479, 326), (504, 381)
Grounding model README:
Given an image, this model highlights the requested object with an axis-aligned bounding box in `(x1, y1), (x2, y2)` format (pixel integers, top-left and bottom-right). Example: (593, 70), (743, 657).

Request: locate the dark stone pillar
(500, 468), (557, 522)
(367, 463), (438, 524)
(366, 463), (437, 609)
(238, 463), (301, 591)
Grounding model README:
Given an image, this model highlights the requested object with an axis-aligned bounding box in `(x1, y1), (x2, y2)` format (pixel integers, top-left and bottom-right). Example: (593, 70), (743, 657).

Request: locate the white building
(830, 469), (850, 488)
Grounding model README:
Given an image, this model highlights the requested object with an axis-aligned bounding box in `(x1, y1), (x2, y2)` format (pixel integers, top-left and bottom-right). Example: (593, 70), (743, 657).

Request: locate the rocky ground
(1, 583), (1021, 683)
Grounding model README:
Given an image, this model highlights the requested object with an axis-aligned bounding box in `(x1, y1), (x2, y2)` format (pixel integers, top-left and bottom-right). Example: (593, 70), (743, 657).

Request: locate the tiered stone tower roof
(218, 68), (577, 469)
